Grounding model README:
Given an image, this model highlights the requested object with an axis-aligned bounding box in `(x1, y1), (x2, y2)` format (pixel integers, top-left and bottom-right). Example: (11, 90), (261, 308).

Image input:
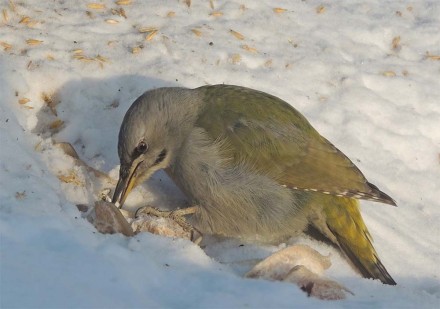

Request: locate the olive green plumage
(197, 85), (395, 204)
(113, 84), (396, 285)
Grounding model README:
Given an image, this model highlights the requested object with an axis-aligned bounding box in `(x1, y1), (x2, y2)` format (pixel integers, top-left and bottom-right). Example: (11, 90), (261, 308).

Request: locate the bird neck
(156, 87), (206, 164)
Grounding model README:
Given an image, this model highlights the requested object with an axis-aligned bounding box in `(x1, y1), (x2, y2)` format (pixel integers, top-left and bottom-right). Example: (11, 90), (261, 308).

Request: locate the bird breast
(167, 127), (310, 241)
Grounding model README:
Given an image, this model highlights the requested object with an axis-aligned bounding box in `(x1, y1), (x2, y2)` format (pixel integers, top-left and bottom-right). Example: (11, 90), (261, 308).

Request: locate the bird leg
(135, 206), (202, 244)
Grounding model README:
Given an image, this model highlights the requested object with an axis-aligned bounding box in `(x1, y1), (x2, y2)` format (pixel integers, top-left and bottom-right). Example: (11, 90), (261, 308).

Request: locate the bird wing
(195, 85), (395, 205)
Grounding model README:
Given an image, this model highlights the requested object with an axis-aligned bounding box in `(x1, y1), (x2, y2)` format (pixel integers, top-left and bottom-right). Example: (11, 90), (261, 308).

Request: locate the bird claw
(99, 188), (113, 202)
(135, 206), (202, 244)
(135, 205), (168, 218)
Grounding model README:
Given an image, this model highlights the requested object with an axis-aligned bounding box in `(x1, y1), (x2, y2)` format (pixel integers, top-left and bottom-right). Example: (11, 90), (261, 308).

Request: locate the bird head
(112, 87), (203, 208)
(112, 89), (183, 207)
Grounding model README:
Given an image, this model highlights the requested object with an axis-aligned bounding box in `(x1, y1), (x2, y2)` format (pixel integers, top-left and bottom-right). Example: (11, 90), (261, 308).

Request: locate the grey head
(112, 87), (204, 207)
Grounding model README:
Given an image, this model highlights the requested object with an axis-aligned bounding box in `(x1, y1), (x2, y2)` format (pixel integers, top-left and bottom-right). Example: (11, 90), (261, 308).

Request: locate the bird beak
(112, 163), (140, 208)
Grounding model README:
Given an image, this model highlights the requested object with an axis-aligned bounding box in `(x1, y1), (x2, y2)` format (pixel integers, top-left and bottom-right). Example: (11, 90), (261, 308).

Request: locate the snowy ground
(1, 0), (439, 307)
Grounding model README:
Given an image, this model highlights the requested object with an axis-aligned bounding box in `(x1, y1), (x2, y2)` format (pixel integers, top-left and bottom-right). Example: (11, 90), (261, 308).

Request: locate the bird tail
(309, 195), (396, 285)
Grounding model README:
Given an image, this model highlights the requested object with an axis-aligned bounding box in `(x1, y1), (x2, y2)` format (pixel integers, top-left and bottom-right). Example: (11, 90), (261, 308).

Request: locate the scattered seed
(119, 8), (127, 18)
(426, 52), (440, 60)
(105, 19), (119, 24)
(273, 8), (287, 14)
(116, 0), (132, 5)
(288, 39), (298, 48)
(427, 55), (440, 60)
(8, 0), (16, 12)
(382, 71), (396, 77)
(111, 8), (127, 18)
(241, 44), (257, 53)
(316, 5), (326, 14)
(49, 119), (64, 130)
(230, 29), (244, 40)
(26, 21), (38, 27)
(42, 92), (58, 116)
(34, 141), (42, 152)
(145, 30), (158, 41)
(230, 53), (241, 64)
(166, 11), (175, 17)
(58, 171), (84, 186)
(0, 41), (12, 51)
(210, 11), (223, 17)
(18, 98), (30, 104)
(191, 29), (202, 37)
(19, 16), (31, 24)
(26, 39), (43, 45)
(81, 57), (95, 62)
(15, 191), (26, 200)
(2, 9), (8, 23)
(87, 3), (106, 9)
(131, 46), (141, 54)
(139, 26), (158, 33)
(72, 49), (83, 54)
(26, 61), (40, 71)
(95, 55), (108, 62)
(74, 55), (95, 62)
(107, 100), (120, 109)
(46, 54), (55, 60)
(392, 36), (401, 51)
(264, 59), (273, 67)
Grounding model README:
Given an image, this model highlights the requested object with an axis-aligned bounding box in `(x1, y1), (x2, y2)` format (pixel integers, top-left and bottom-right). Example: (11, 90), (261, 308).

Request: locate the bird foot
(135, 206), (202, 244)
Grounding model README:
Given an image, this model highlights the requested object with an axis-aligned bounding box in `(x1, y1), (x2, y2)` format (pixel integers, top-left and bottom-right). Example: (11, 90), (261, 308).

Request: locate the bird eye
(136, 141), (148, 154)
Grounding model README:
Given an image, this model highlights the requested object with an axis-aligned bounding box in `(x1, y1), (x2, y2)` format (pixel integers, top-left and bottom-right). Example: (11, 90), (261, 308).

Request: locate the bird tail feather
(310, 195), (396, 285)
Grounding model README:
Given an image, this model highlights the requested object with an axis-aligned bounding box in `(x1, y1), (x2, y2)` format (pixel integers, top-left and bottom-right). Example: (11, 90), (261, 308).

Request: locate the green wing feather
(196, 84), (395, 205)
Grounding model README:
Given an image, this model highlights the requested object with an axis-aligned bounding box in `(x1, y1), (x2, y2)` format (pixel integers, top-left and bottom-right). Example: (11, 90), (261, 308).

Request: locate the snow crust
(1, 0), (439, 307)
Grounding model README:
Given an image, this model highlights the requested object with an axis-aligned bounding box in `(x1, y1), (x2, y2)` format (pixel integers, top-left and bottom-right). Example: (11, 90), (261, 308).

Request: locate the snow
(1, 0), (439, 307)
